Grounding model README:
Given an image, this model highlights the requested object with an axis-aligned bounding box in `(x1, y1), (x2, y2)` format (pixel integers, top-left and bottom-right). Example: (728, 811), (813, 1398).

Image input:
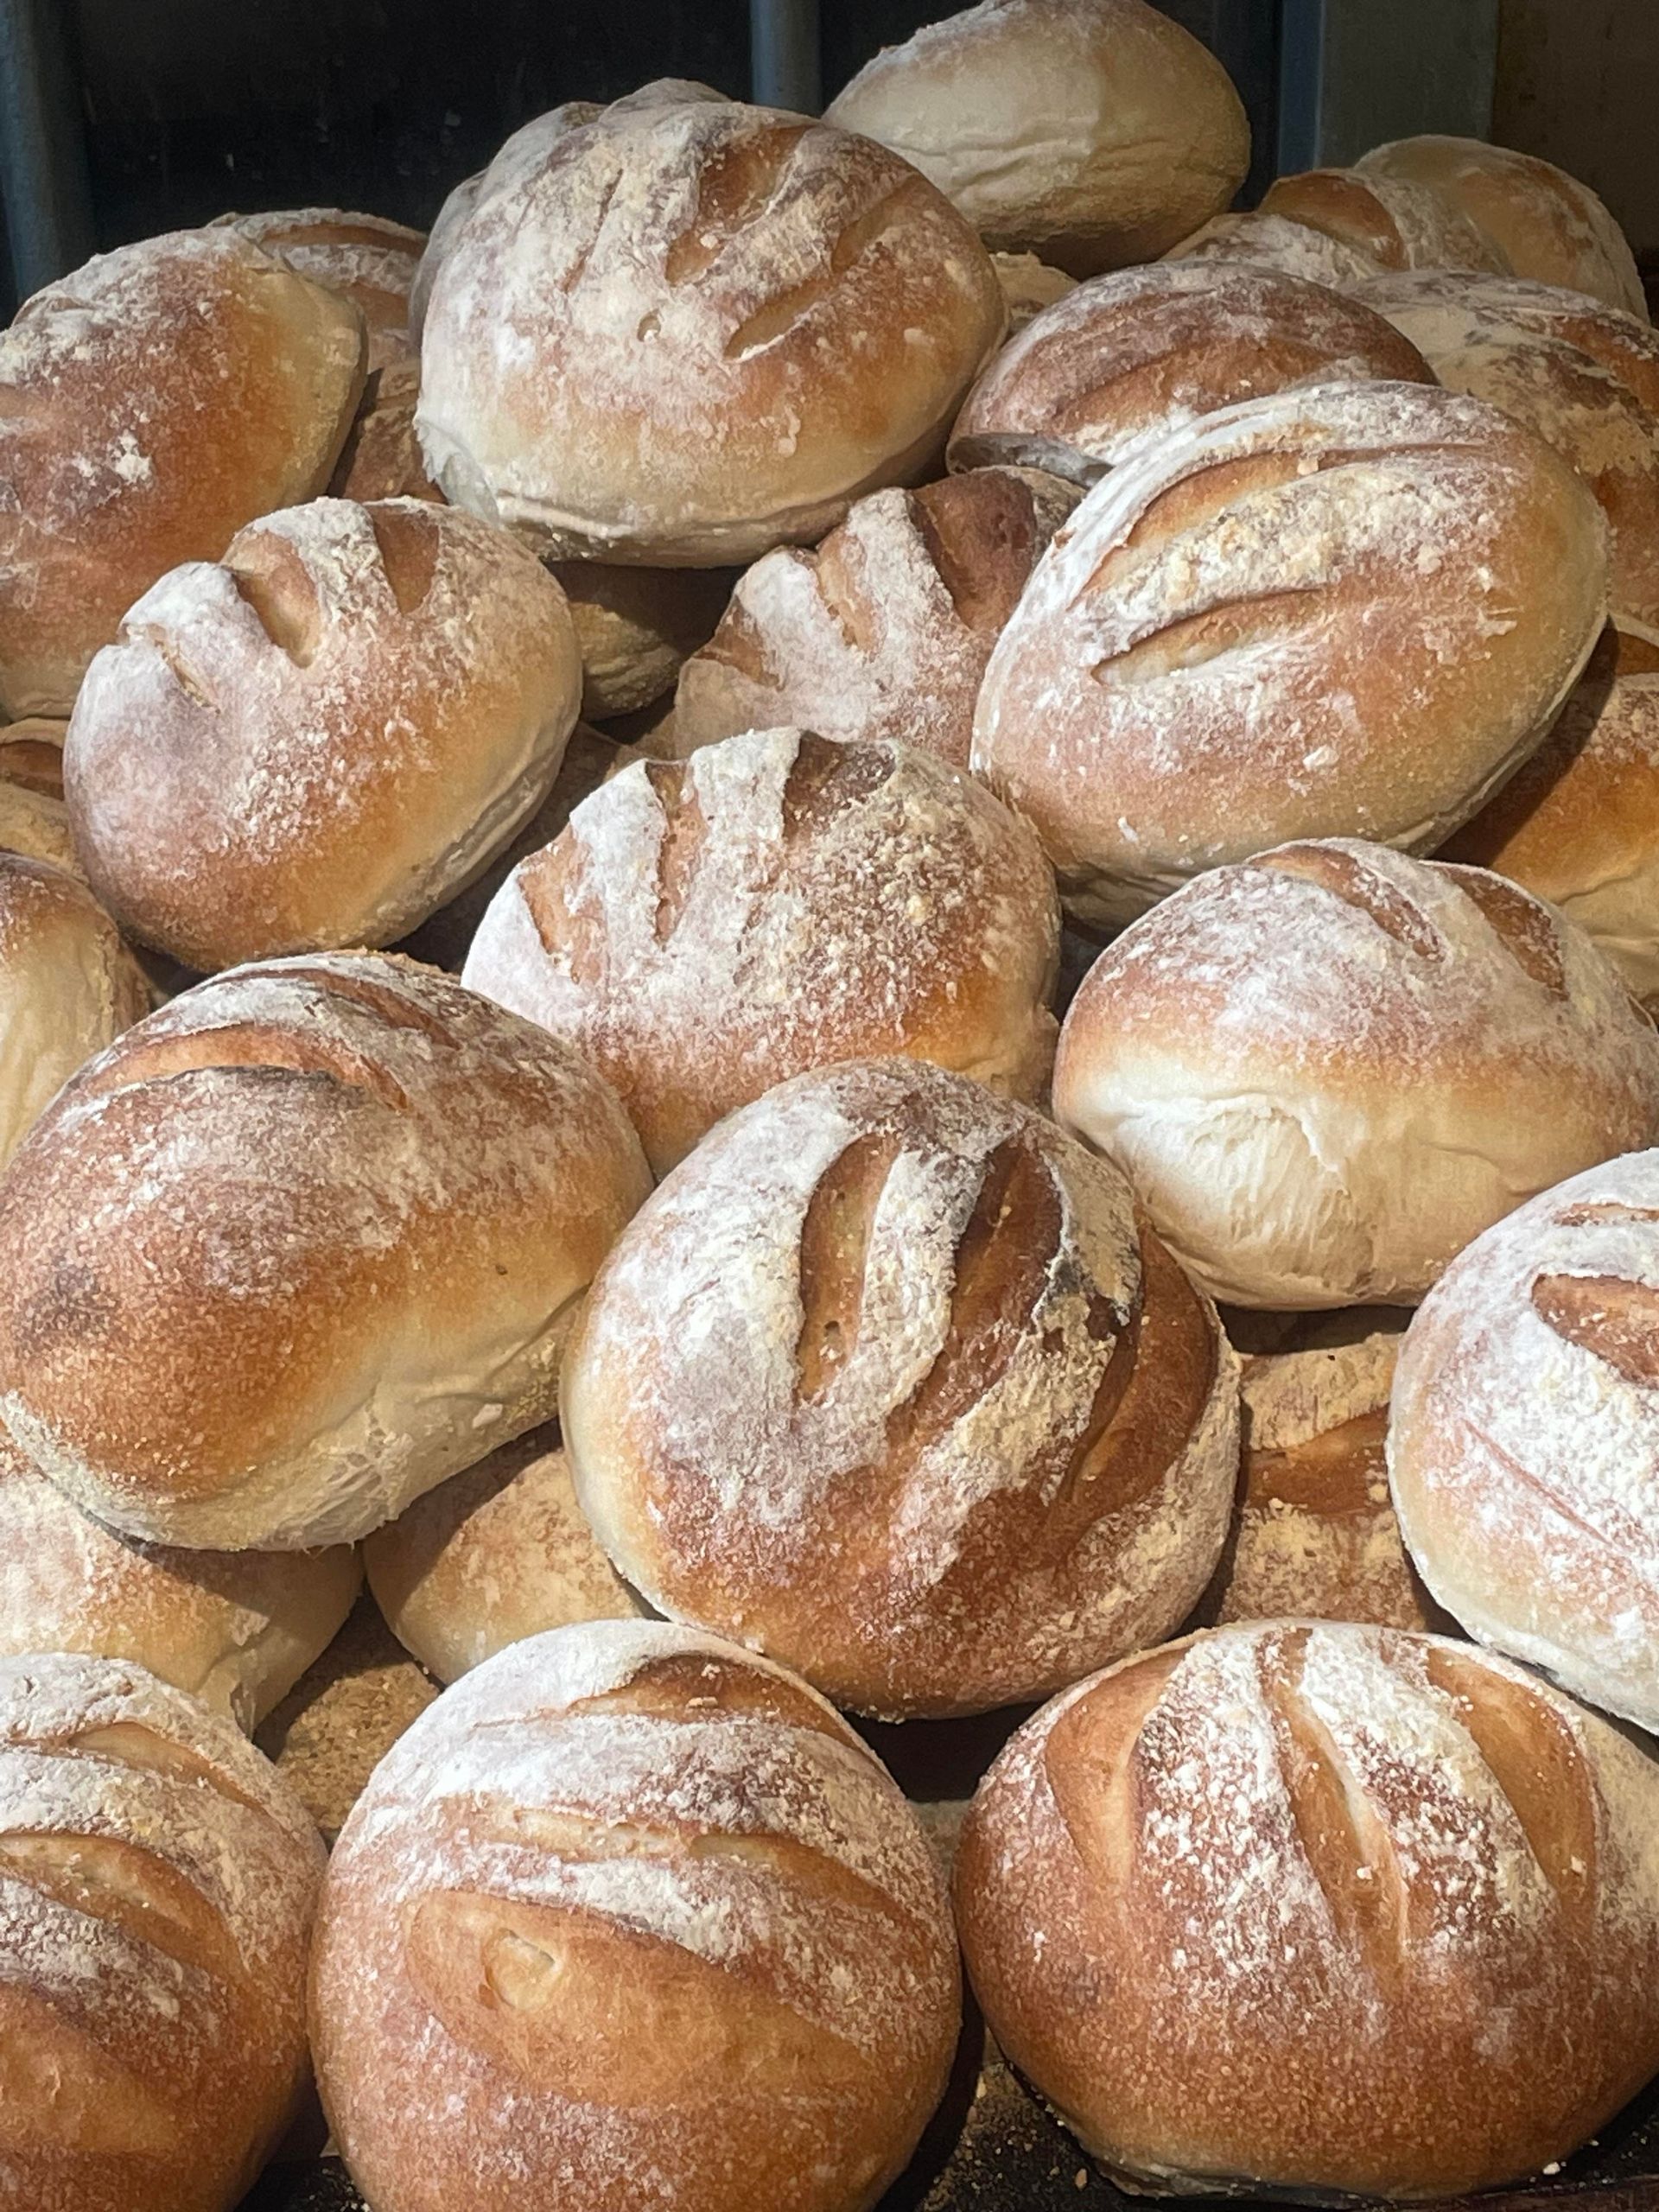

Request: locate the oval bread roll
(1163, 208), (1388, 287)
(1259, 165), (1510, 273)
(551, 562), (735, 721)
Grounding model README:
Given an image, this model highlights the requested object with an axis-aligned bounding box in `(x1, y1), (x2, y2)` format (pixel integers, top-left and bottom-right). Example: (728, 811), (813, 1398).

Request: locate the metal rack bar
(751, 0), (822, 115)
(0, 0), (96, 302)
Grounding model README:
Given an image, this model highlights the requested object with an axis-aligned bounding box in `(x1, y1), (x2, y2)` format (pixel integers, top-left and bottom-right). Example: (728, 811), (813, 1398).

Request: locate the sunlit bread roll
(552, 563), (734, 721)
(0, 229), (366, 718)
(310, 1621), (961, 2212)
(65, 497), (583, 969)
(1259, 165), (1510, 274)
(972, 380), (1611, 930)
(824, 0), (1249, 277)
(990, 250), (1077, 331)
(417, 84), (1007, 563)
(1163, 209), (1388, 287)
(955, 1620), (1659, 2197)
(463, 728), (1060, 1174)
(1052, 840), (1659, 1307)
(562, 1058), (1239, 1719)
(0, 1650), (324, 2212)
(948, 263), (1433, 484)
(671, 469), (1076, 768)
(0, 954), (652, 1550)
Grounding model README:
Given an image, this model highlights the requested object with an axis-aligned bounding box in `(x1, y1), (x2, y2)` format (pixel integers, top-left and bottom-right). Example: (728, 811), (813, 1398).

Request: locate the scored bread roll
(563, 1058), (1239, 1719)
(65, 497), (582, 968)
(551, 563), (734, 721)
(463, 728), (1060, 1173)
(310, 1621), (961, 2212)
(1258, 165), (1510, 273)
(825, 0), (1249, 276)
(0, 228), (366, 718)
(955, 1620), (1659, 2197)
(973, 380), (1611, 929)
(0, 1650), (324, 2212)
(1389, 1148), (1659, 1732)
(0, 953), (651, 1550)
(1053, 840), (1659, 1307)
(671, 469), (1076, 768)
(990, 250), (1077, 331)
(948, 263), (1433, 484)
(1163, 208), (1388, 287)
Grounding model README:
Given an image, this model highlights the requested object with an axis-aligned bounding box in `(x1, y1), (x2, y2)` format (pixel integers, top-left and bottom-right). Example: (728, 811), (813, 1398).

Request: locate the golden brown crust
(552, 563), (736, 721)
(1260, 166), (1510, 273)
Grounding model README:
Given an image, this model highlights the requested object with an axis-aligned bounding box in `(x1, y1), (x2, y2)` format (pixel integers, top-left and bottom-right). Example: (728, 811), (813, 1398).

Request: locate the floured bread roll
(0, 718), (64, 796)
(551, 563), (734, 721)
(1163, 209), (1388, 286)
(310, 1621), (961, 2212)
(0, 954), (651, 1550)
(1053, 840), (1659, 1307)
(1259, 165), (1510, 273)
(464, 728), (1060, 1173)
(671, 469), (1076, 767)
(563, 1059), (1239, 1718)
(990, 250), (1077, 331)
(955, 1621), (1659, 2197)
(974, 380), (1610, 929)
(0, 1650), (324, 2212)
(1389, 1148), (1659, 1732)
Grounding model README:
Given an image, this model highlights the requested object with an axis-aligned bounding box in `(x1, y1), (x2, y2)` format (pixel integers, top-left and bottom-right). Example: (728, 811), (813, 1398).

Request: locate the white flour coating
(1242, 1332), (1398, 1453)
(1164, 211), (1387, 288)
(1260, 169), (1506, 275)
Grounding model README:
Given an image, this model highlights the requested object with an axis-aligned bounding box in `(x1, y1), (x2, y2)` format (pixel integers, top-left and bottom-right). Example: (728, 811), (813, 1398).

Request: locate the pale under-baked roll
(65, 497), (582, 968)
(671, 469), (1076, 768)
(310, 1620), (960, 2212)
(551, 563), (735, 721)
(1259, 165), (1510, 273)
(1052, 839), (1659, 1307)
(463, 728), (1060, 1173)
(1163, 208), (1388, 287)
(0, 953), (651, 1550)
(563, 1058), (1239, 1718)
(0, 1649), (325, 2212)
(0, 229), (367, 718)
(990, 250), (1077, 331)
(1389, 1147), (1659, 1732)
(824, 0), (1249, 277)
(955, 1620), (1659, 2197)
(973, 379), (1611, 929)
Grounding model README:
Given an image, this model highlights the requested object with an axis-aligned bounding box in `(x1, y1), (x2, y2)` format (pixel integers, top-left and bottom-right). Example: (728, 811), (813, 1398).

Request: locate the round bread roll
(990, 249), (1077, 331)
(948, 263), (1433, 484)
(824, 0), (1249, 277)
(65, 496), (583, 968)
(955, 1619), (1659, 2197)
(0, 952), (652, 1550)
(1357, 136), (1646, 320)
(0, 777), (78, 879)
(1259, 165), (1510, 273)
(562, 1058), (1239, 1718)
(0, 718), (64, 798)
(973, 379), (1611, 929)
(1054, 840), (1659, 1307)
(1389, 1147), (1659, 1732)
(1163, 207), (1388, 286)
(418, 84), (1006, 564)
(365, 1423), (647, 1682)
(0, 1649), (325, 2212)
(310, 1620), (961, 2212)
(463, 727), (1060, 1173)
(551, 562), (734, 721)
(671, 469), (1076, 768)
(0, 228), (367, 719)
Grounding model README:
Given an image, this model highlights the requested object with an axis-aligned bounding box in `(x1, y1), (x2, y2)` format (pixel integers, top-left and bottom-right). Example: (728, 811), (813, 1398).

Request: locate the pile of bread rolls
(2, 3), (1658, 2209)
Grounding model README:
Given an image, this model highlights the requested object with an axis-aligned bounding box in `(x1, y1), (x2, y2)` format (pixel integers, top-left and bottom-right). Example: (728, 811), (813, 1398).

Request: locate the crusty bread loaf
(0, 953), (651, 1550)
(418, 83), (1006, 563)
(463, 728), (1060, 1173)
(551, 563), (734, 721)
(955, 1620), (1659, 2197)
(825, 0), (1249, 276)
(1389, 1147), (1659, 1732)
(973, 380), (1611, 929)
(1164, 208), (1388, 286)
(310, 1620), (960, 2212)
(671, 469), (1075, 768)
(563, 1058), (1238, 1718)
(948, 263), (1433, 484)
(1053, 839), (1659, 1306)
(65, 497), (583, 968)
(1259, 165), (1510, 273)
(0, 1650), (324, 2212)
(0, 723), (74, 875)
(0, 717), (64, 797)
(0, 229), (367, 718)
(990, 250), (1077, 331)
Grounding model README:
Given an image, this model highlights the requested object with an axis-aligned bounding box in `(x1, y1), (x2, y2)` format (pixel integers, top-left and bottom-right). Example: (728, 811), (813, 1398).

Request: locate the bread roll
(551, 562), (734, 721)
(310, 1620), (960, 2212)
(365, 1424), (646, 1682)
(463, 728), (1060, 1173)
(0, 953), (651, 1550)
(973, 380), (1611, 929)
(990, 250), (1077, 331)
(0, 779), (78, 879)
(65, 497), (583, 968)
(1260, 165), (1510, 273)
(671, 469), (1076, 768)
(955, 1620), (1659, 2197)
(948, 263), (1433, 484)
(0, 229), (366, 718)
(1164, 208), (1387, 286)
(563, 1058), (1238, 1718)
(0, 1649), (324, 2212)
(824, 0), (1249, 277)
(1055, 840), (1659, 1306)
(418, 84), (1006, 563)
(0, 717), (64, 797)
(1389, 1147), (1659, 1732)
